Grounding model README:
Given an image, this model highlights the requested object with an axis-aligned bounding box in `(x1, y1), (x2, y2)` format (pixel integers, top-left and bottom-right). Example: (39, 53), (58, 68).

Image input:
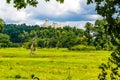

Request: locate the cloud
(86, 14), (102, 20)
(25, 0), (101, 21)
(62, 21), (95, 29)
(0, 0), (31, 23)
(0, 0), (102, 28)
(35, 0), (81, 16)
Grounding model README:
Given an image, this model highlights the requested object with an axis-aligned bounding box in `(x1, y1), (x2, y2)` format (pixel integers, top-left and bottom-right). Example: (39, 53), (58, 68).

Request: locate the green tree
(54, 30), (62, 48)
(87, 0), (120, 35)
(29, 30), (38, 54)
(6, 0), (64, 9)
(87, 0), (120, 79)
(84, 22), (94, 45)
(93, 19), (113, 50)
(75, 36), (88, 45)
(0, 33), (11, 48)
(18, 30), (30, 43)
(0, 18), (4, 33)
(37, 38), (45, 48)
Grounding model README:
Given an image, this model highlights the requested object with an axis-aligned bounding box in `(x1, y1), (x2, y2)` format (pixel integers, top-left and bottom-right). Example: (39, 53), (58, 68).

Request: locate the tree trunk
(30, 43), (34, 55)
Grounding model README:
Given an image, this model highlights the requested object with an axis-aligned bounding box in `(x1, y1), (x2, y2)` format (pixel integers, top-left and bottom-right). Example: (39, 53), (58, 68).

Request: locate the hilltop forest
(0, 19), (115, 51)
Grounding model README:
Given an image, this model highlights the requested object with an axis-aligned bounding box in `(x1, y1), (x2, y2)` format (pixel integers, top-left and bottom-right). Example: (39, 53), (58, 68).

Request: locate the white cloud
(35, 21), (44, 25)
(0, 0), (31, 22)
(26, 0), (82, 16)
(11, 11), (32, 21)
(62, 21), (95, 29)
(0, 0), (100, 28)
(87, 14), (102, 20)
(52, 0), (81, 15)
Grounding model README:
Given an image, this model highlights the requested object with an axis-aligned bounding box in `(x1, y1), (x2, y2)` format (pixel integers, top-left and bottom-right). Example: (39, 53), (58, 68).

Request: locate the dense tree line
(0, 19), (114, 50)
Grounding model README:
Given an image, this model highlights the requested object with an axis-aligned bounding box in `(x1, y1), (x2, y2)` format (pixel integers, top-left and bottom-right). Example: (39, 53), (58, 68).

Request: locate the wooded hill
(0, 20), (115, 50)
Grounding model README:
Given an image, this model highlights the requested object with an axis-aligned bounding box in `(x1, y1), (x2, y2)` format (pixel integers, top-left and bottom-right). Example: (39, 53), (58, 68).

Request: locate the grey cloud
(0, 0), (101, 28)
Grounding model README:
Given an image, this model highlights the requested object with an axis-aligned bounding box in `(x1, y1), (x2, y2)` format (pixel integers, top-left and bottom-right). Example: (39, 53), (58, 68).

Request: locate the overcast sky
(0, 0), (102, 29)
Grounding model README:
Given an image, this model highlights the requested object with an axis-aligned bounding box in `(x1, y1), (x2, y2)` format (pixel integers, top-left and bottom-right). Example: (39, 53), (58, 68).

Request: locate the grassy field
(0, 48), (111, 80)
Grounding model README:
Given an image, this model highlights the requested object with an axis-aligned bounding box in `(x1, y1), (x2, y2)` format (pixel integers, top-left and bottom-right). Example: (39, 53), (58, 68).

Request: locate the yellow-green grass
(0, 48), (111, 80)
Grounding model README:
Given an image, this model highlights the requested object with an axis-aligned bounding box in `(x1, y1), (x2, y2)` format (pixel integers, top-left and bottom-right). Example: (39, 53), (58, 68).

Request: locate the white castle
(41, 18), (64, 28)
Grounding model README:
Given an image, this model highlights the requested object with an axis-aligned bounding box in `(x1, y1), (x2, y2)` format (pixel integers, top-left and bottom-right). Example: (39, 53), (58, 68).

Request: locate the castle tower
(42, 18), (50, 27)
(45, 18), (48, 22)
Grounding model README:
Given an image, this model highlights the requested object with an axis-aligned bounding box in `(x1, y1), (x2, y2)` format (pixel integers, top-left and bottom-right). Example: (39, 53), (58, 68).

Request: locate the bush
(96, 45), (102, 50)
(0, 33), (11, 48)
(9, 43), (21, 48)
(23, 42), (31, 49)
(23, 41), (37, 49)
(69, 45), (96, 51)
(0, 43), (8, 48)
(14, 75), (21, 79)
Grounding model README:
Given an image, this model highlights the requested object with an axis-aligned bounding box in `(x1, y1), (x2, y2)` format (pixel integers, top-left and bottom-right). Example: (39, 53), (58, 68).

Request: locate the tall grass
(0, 48), (111, 80)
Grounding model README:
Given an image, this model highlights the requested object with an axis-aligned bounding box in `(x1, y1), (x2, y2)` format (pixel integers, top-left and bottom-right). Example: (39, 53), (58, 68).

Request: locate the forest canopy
(1, 22), (115, 51)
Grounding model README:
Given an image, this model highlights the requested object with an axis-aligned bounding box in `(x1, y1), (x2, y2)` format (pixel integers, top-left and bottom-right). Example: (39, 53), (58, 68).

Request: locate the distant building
(52, 23), (64, 29)
(41, 18), (64, 28)
(41, 18), (50, 27)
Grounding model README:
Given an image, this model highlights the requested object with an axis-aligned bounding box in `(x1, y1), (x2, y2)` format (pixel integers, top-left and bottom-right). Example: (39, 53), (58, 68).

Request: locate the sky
(0, 0), (102, 29)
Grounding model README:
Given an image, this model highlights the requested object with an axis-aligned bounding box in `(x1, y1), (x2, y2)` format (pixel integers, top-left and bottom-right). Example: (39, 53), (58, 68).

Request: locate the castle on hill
(41, 18), (64, 28)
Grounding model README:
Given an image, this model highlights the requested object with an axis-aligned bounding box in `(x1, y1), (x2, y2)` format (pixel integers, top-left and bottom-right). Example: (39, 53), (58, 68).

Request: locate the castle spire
(45, 18), (48, 22)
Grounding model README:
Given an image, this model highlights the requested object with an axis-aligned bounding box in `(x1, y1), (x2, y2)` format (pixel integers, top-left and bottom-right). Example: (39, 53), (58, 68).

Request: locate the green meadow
(0, 48), (111, 80)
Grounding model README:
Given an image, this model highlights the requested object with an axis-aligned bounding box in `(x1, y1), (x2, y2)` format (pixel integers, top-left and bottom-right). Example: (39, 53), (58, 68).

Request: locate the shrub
(69, 45), (96, 51)
(23, 41), (37, 49)
(0, 43), (8, 48)
(23, 42), (31, 49)
(96, 45), (102, 50)
(9, 43), (21, 48)
(14, 75), (21, 79)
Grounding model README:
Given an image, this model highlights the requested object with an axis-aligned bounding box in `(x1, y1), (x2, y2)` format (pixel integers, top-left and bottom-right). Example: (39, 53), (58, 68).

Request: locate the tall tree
(0, 33), (11, 48)
(87, 0), (120, 79)
(0, 18), (4, 33)
(93, 19), (113, 50)
(87, 0), (120, 35)
(84, 22), (93, 45)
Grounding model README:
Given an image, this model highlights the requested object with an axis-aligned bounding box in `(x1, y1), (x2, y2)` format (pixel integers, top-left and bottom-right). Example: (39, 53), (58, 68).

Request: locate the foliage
(23, 41), (37, 50)
(69, 45), (96, 51)
(87, 0), (120, 79)
(3, 25), (86, 48)
(87, 0), (120, 42)
(6, 0), (64, 9)
(31, 74), (40, 80)
(3, 24), (35, 43)
(9, 43), (21, 48)
(14, 75), (21, 79)
(3, 23), (114, 51)
(0, 18), (4, 33)
(84, 22), (94, 45)
(93, 19), (115, 51)
(0, 33), (11, 48)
